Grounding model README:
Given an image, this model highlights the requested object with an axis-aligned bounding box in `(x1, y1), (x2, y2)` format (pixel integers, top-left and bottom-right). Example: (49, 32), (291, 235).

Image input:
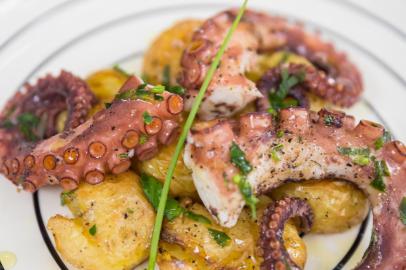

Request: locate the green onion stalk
(146, 1), (249, 269)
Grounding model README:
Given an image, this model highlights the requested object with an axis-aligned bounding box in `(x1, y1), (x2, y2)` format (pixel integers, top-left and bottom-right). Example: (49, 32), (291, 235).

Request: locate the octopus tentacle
(0, 75), (184, 191)
(260, 197), (313, 270)
(184, 108), (406, 269)
(256, 64), (344, 112)
(179, 9), (362, 120)
(0, 71), (96, 185)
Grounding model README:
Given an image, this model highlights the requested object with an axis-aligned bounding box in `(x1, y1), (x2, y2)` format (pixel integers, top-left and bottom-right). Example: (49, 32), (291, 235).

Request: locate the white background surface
(0, 1), (405, 269)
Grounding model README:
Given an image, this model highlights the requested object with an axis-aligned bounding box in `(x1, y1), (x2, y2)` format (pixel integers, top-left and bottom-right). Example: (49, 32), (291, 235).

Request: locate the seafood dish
(0, 5), (405, 270)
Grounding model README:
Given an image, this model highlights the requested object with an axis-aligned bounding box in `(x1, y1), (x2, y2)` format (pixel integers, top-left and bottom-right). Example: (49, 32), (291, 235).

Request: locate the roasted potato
(271, 180), (369, 234)
(86, 69), (128, 103)
(159, 197), (307, 269)
(137, 143), (197, 197)
(48, 171), (155, 270)
(142, 19), (202, 85)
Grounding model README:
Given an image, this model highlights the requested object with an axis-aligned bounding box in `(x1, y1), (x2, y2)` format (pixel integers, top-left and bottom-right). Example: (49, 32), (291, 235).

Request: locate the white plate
(0, 0), (405, 269)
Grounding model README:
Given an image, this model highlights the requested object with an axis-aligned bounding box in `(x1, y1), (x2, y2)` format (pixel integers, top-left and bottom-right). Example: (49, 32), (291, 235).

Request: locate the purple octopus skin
(0, 75), (184, 192)
(0, 71), (96, 182)
(184, 108), (406, 269)
(260, 197), (313, 270)
(256, 64), (340, 112)
(179, 9), (363, 120)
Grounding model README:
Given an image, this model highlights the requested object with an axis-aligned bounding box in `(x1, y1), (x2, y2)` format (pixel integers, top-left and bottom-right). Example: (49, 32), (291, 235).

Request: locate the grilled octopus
(184, 108), (406, 269)
(0, 75), (184, 191)
(179, 9), (362, 120)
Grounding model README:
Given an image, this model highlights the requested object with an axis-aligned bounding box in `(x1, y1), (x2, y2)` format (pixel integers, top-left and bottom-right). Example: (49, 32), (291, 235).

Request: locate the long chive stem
(146, 1), (249, 269)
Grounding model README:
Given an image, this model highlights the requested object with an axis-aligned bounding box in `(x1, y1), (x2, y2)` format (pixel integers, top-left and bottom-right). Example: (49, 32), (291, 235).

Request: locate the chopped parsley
(140, 173), (212, 223)
(184, 211), (212, 225)
(60, 190), (75, 206)
(276, 130), (284, 138)
(113, 64), (131, 77)
(324, 114), (336, 126)
(89, 224), (97, 236)
(208, 228), (231, 247)
(167, 85), (185, 95)
(139, 134), (148, 145)
(118, 152), (129, 159)
(337, 146), (371, 166)
(230, 142), (252, 174)
(229, 142), (258, 218)
(151, 85), (165, 94)
(153, 94), (164, 101)
(374, 131), (391, 150)
(400, 197), (406, 226)
(233, 174), (259, 219)
(267, 68), (305, 115)
(270, 143), (283, 162)
(143, 111), (153, 125)
(370, 159), (390, 192)
(0, 119), (13, 129)
(114, 84), (149, 101)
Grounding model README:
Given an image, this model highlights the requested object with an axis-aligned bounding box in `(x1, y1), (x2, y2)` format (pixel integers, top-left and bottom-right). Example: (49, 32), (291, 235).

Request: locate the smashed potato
(48, 171), (155, 270)
(159, 198), (307, 269)
(142, 19), (202, 85)
(271, 180), (369, 234)
(137, 143), (196, 197)
(86, 69), (128, 103)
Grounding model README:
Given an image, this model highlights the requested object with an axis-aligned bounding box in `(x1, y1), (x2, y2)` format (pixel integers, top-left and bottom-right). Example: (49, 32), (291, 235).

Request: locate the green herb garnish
(60, 190), (75, 206)
(267, 68), (305, 115)
(184, 211), (212, 225)
(153, 94), (164, 101)
(115, 84), (149, 101)
(400, 197), (406, 225)
(147, 2), (248, 268)
(270, 143), (283, 162)
(141, 174), (213, 223)
(233, 174), (259, 219)
(118, 152), (129, 159)
(89, 224), (97, 236)
(139, 134), (148, 145)
(143, 111), (153, 125)
(276, 130), (284, 138)
(208, 228), (231, 247)
(168, 85), (185, 95)
(374, 131), (391, 150)
(113, 64), (131, 77)
(17, 113), (41, 141)
(337, 146), (371, 166)
(0, 119), (14, 129)
(151, 85), (165, 94)
(323, 115), (335, 126)
(230, 142), (252, 175)
(370, 159), (390, 192)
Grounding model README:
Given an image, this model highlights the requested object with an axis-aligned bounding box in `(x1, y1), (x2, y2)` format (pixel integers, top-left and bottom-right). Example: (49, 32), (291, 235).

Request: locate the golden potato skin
(271, 180), (369, 234)
(137, 143), (197, 197)
(48, 171), (155, 270)
(142, 19), (202, 85)
(86, 69), (128, 103)
(159, 198), (307, 269)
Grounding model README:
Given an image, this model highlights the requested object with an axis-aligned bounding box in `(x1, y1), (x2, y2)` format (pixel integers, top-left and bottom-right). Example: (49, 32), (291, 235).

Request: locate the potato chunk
(142, 19), (202, 85)
(159, 198), (307, 269)
(271, 180), (369, 234)
(86, 69), (128, 103)
(137, 143), (197, 197)
(48, 171), (155, 270)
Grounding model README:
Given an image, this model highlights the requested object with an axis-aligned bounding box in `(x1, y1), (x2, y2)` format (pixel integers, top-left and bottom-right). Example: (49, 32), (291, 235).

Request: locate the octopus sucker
(184, 108), (406, 269)
(179, 9), (362, 120)
(0, 75), (184, 191)
(260, 197), (313, 270)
